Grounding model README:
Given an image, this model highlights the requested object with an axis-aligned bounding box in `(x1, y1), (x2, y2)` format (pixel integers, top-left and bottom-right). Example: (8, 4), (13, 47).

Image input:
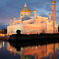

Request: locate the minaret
(49, 13), (51, 22)
(10, 18), (12, 25)
(51, 0), (56, 32)
(33, 10), (37, 21)
(14, 17), (16, 22)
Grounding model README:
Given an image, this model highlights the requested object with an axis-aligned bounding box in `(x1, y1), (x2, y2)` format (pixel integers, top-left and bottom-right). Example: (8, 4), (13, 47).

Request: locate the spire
(24, 3), (27, 7)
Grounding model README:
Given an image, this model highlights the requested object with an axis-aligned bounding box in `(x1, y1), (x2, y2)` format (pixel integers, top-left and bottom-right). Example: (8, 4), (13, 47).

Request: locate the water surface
(0, 41), (59, 59)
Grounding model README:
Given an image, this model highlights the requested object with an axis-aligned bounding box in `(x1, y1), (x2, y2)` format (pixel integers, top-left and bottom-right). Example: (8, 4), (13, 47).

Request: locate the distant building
(7, 0), (58, 35)
(0, 29), (7, 36)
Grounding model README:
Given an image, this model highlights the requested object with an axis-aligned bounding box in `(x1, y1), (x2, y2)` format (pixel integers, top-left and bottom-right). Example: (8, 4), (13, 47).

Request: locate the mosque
(7, 0), (58, 35)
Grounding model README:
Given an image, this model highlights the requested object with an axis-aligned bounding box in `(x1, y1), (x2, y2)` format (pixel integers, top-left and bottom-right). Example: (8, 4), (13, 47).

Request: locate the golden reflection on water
(0, 41), (5, 48)
(7, 42), (24, 56)
(6, 42), (58, 59)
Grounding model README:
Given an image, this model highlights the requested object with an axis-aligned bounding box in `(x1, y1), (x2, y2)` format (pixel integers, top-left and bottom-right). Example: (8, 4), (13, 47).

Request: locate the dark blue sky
(0, 0), (59, 29)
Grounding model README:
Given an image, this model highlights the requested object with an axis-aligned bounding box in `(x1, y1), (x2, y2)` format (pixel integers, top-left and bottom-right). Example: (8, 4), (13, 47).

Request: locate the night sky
(0, 0), (59, 29)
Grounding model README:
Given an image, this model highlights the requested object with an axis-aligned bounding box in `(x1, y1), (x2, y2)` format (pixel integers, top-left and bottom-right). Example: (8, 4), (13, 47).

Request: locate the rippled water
(0, 41), (59, 59)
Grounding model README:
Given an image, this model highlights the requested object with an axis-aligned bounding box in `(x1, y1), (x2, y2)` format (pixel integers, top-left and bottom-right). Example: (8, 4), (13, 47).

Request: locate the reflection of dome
(22, 16), (31, 21)
(20, 3), (31, 13)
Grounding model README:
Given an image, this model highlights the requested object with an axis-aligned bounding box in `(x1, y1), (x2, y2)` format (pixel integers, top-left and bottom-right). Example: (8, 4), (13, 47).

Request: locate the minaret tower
(49, 13), (51, 22)
(14, 17), (16, 22)
(10, 18), (12, 25)
(51, 0), (56, 25)
(33, 10), (37, 21)
(51, 0), (56, 32)
(13, 17), (16, 24)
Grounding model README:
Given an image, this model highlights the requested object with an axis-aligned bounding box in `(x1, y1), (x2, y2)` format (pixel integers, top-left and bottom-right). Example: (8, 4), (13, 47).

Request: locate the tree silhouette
(16, 30), (21, 34)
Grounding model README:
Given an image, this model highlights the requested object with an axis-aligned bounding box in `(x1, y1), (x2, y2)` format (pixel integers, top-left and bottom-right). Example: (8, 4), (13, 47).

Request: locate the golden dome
(10, 18), (12, 20)
(14, 17), (16, 19)
(52, 1), (56, 4)
(20, 7), (31, 13)
(49, 13), (51, 15)
(33, 10), (37, 13)
(20, 3), (31, 13)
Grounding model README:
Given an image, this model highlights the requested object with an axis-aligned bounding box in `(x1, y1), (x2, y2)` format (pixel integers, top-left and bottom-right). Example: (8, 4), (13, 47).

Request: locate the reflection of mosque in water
(7, 42), (23, 56)
(0, 41), (5, 48)
(7, 42), (58, 59)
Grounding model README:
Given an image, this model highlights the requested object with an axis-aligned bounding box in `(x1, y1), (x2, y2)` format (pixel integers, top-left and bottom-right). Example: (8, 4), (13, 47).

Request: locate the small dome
(10, 18), (12, 20)
(49, 13), (51, 15)
(52, 1), (56, 4)
(33, 10), (37, 12)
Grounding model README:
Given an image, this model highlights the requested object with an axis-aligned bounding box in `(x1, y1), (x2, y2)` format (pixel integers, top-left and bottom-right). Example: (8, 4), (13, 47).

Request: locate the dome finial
(24, 3), (27, 7)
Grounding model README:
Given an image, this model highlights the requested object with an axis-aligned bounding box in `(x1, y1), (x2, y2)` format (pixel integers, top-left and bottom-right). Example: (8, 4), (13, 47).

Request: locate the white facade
(7, 2), (58, 35)
(7, 24), (23, 35)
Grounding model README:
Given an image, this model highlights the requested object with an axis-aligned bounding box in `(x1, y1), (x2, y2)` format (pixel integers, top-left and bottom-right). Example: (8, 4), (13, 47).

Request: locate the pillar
(51, 0), (56, 33)
(10, 18), (12, 25)
(14, 17), (16, 23)
(49, 13), (51, 22)
(33, 10), (37, 22)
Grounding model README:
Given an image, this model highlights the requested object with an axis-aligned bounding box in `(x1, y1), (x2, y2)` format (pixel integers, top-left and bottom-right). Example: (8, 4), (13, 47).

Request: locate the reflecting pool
(0, 41), (59, 59)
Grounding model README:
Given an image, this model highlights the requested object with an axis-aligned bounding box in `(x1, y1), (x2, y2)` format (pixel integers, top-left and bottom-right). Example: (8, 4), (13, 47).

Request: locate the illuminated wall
(7, 24), (23, 35)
